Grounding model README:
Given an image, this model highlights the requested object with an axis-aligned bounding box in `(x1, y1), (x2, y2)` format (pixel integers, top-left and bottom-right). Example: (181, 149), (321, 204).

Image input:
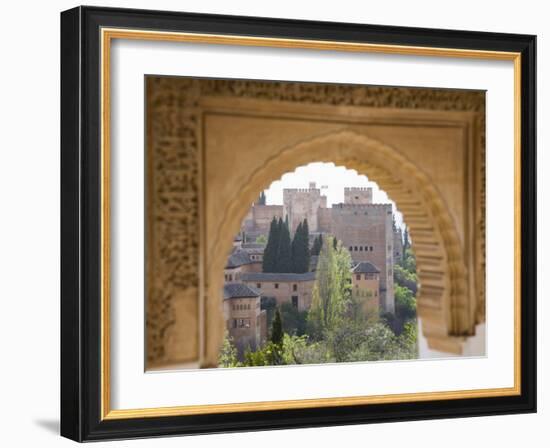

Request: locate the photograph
(221, 170), (418, 367)
(144, 77), (487, 371)
(56, 5), (537, 442)
(0, 0), (544, 445)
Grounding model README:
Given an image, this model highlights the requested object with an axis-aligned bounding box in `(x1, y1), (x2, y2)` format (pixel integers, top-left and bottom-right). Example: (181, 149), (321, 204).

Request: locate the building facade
(223, 283), (266, 355)
(351, 262), (381, 314)
(240, 184), (398, 313)
(241, 204), (284, 242)
(328, 203), (395, 312)
(283, 182), (327, 233)
(241, 272), (316, 312)
(224, 249), (262, 283)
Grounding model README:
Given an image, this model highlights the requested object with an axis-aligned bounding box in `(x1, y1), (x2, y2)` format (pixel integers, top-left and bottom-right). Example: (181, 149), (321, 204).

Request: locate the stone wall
(243, 279), (315, 311)
(283, 185), (327, 233)
(242, 204), (283, 235)
(351, 273), (380, 313)
(344, 187), (373, 204)
(223, 296), (262, 356)
(331, 204), (394, 312)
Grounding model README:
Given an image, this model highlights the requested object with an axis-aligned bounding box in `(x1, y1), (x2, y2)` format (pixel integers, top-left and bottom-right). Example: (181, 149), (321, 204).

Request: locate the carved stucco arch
(208, 129), (471, 357)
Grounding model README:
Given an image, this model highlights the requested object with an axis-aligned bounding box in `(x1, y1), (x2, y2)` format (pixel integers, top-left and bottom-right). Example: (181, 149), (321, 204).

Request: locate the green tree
(398, 321), (419, 358)
(243, 346), (268, 366)
(276, 217), (292, 272)
(394, 264), (418, 295)
(307, 237), (352, 339)
(280, 302), (308, 336)
(258, 191), (266, 205)
(291, 221), (303, 272)
(403, 225), (410, 253)
(401, 247), (416, 273)
(271, 308), (283, 345)
(395, 284), (416, 322)
(260, 296), (277, 331)
(301, 219), (310, 271)
(218, 332), (240, 367)
(262, 217), (279, 272)
(280, 334), (309, 365)
(291, 219), (311, 273)
(311, 234), (323, 256)
(255, 234), (268, 245)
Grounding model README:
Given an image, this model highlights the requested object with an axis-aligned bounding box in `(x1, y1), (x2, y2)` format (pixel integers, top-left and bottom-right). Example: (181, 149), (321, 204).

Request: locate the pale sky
(263, 162), (405, 229)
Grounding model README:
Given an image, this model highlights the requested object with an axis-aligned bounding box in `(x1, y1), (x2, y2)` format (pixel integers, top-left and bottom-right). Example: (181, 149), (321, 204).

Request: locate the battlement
(344, 186), (373, 205)
(333, 203), (391, 209)
(284, 188), (320, 194)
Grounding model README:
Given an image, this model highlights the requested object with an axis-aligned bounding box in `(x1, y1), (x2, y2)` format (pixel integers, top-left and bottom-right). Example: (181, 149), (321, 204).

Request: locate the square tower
(344, 187), (373, 205)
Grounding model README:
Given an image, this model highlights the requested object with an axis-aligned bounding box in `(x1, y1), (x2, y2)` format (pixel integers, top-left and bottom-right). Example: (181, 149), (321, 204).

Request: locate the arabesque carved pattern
(146, 77), (201, 365)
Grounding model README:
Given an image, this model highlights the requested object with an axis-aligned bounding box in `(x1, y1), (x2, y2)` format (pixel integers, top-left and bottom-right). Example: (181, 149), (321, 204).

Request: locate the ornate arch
(146, 77), (484, 367)
(208, 129), (472, 356)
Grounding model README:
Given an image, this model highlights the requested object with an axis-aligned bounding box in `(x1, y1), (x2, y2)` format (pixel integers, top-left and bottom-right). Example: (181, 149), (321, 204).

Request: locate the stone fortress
(241, 183), (402, 310)
(223, 183), (405, 354)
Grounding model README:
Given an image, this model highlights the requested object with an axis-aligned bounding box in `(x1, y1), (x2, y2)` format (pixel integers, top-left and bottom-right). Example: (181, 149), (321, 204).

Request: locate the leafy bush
(280, 302), (308, 336)
(394, 264), (417, 295)
(395, 285), (416, 321)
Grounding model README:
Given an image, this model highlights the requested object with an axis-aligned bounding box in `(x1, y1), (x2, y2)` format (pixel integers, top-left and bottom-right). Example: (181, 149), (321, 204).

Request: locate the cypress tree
(316, 234), (323, 255)
(300, 219), (311, 273)
(316, 234), (324, 255)
(403, 225), (409, 252)
(291, 222), (303, 273)
(271, 308), (283, 345)
(262, 217), (279, 272)
(290, 219), (311, 273)
(276, 217), (292, 272)
(333, 236), (338, 250)
(311, 235), (319, 256)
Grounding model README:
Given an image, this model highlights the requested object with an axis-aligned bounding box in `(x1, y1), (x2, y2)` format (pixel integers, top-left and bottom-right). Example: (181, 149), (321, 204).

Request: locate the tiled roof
(223, 283), (260, 299)
(225, 250), (253, 268)
(241, 246), (265, 255)
(241, 243), (266, 250)
(241, 271), (316, 282)
(352, 261), (380, 274)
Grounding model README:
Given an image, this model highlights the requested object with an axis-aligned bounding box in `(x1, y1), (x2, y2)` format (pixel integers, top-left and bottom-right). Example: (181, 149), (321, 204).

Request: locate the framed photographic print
(60, 6), (536, 442)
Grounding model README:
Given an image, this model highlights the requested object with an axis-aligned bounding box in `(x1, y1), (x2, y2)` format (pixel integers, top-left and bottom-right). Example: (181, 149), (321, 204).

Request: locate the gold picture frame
(61, 6), (536, 441)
